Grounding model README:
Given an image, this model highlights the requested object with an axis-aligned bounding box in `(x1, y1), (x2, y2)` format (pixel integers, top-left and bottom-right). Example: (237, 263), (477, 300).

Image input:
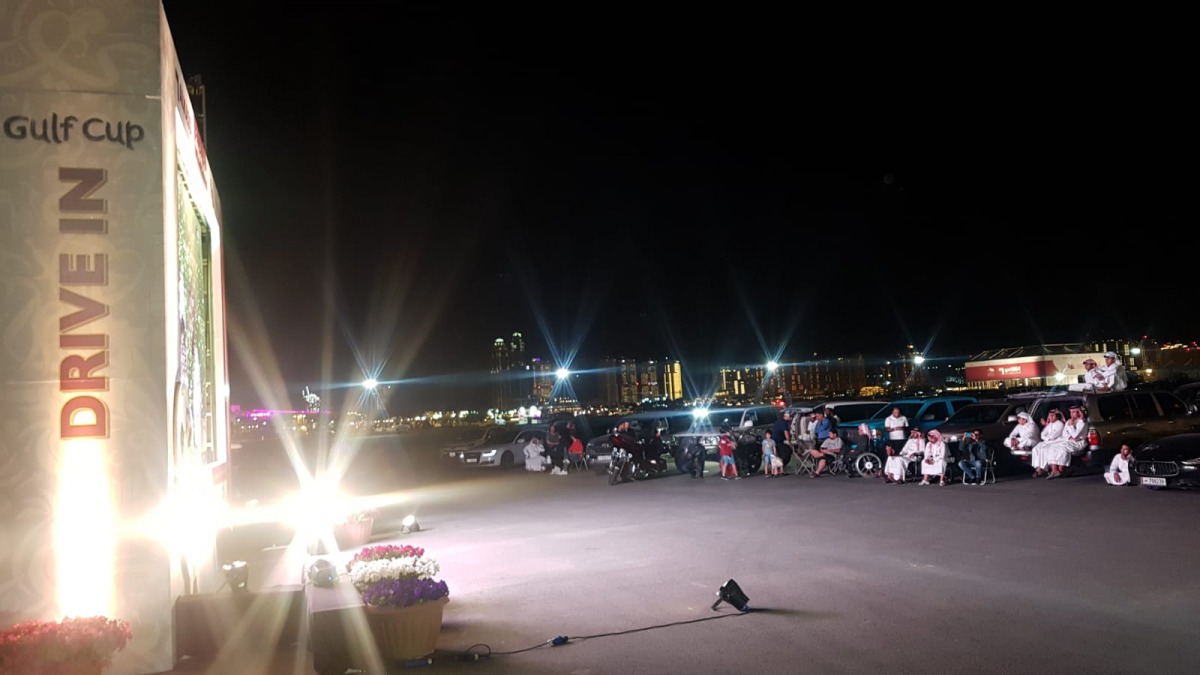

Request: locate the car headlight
(482, 449), (497, 458)
(1181, 457), (1200, 466)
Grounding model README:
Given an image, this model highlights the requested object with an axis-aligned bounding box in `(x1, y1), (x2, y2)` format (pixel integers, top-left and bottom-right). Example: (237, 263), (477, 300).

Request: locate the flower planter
(334, 518), (374, 550)
(364, 596), (448, 660)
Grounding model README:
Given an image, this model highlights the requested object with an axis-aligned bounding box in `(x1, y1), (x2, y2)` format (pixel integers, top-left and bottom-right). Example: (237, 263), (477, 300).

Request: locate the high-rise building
(639, 361), (661, 401)
(661, 359), (684, 400)
(490, 338), (511, 410)
(530, 357), (553, 405)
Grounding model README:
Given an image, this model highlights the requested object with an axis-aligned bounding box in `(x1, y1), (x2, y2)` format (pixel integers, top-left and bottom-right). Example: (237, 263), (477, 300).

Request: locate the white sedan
(442, 426), (548, 469)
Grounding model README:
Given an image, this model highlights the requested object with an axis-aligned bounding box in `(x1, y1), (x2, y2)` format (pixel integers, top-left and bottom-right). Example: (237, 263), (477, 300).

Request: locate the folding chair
(980, 447), (997, 485)
(567, 451), (588, 473)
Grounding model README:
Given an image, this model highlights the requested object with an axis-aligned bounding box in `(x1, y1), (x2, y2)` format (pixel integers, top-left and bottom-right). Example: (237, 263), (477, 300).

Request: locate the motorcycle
(607, 433), (669, 485)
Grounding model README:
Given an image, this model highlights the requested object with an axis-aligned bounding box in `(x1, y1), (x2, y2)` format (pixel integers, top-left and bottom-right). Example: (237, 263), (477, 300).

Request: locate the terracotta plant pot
(364, 596), (448, 660)
(333, 518), (374, 550)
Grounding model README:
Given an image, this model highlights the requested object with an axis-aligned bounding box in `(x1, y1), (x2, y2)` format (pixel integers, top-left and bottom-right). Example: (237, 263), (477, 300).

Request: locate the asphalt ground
(174, 432), (1200, 674)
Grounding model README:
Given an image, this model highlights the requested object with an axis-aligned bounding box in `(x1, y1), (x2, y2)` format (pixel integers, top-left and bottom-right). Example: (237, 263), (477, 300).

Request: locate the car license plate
(597, 454), (610, 462)
(465, 458), (478, 464)
(1141, 476), (1166, 487)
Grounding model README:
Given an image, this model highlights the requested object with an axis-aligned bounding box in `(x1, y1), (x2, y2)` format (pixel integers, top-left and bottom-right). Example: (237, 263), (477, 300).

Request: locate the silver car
(442, 425), (547, 469)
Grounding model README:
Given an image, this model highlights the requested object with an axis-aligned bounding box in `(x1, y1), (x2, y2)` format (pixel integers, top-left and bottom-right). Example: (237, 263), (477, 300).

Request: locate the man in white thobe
(1105, 443), (1134, 485)
(1043, 406), (1088, 474)
(1005, 412), (1040, 467)
(919, 429), (948, 486)
(1068, 358), (1107, 392)
(885, 430), (923, 483)
(1030, 409), (1066, 478)
(1097, 352), (1128, 392)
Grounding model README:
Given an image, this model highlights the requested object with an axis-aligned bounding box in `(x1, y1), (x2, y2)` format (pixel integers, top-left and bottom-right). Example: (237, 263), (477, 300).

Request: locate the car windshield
(452, 428), (485, 442)
(944, 404), (1013, 425)
(871, 403), (922, 420)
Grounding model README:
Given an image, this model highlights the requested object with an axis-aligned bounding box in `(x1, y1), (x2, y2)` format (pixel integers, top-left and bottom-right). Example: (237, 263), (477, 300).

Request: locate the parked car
(1131, 433), (1200, 489)
(439, 425), (522, 460)
(442, 425), (547, 469)
(1002, 388), (1200, 474)
(935, 399), (1035, 471)
(584, 410), (694, 466)
(1172, 382), (1200, 408)
(672, 404), (783, 473)
(842, 396), (978, 448)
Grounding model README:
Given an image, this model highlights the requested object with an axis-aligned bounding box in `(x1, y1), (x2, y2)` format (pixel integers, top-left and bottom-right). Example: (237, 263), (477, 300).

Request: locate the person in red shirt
(718, 427), (740, 480)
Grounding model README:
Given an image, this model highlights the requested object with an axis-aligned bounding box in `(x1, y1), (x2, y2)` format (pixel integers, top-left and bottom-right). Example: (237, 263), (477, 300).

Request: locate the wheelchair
(793, 443), (882, 478)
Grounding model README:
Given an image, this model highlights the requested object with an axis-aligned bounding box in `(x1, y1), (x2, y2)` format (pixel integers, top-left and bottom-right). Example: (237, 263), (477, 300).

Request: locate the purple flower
(363, 577), (449, 608)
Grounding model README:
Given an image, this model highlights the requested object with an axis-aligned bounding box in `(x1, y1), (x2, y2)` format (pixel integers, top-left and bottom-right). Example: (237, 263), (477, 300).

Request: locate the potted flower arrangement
(346, 544), (449, 660)
(333, 507), (378, 550)
(0, 616), (132, 675)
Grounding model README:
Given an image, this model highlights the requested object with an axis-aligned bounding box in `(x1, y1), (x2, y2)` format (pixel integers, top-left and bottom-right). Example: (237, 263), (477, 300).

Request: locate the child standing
(718, 428), (739, 480)
(761, 430), (777, 477)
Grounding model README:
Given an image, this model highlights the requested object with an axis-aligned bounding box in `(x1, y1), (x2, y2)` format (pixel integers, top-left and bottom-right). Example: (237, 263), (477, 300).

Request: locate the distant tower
(491, 338), (510, 410)
(662, 359), (683, 400)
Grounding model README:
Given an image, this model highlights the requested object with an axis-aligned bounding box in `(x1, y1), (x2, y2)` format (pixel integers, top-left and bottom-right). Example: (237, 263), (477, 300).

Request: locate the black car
(1132, 433), (1200, 489)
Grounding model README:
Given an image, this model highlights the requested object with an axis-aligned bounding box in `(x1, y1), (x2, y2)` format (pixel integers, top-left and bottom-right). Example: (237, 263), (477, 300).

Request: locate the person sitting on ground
(523, 435), (546, 472)
(885, 429), (924, 484)
(809, 429), (843, 478)
(1005, 412), (1040, 466)
(1105, 443), (1134, 486)
(718, 428), (740, 480)
(957, 430), (990, 485)
(1030, 409), (1066, 478)
(920, 429), (948, 486)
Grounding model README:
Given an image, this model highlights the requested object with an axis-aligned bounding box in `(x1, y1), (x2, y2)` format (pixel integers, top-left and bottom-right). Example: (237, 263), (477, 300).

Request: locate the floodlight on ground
(710, 578), (750, 612)
(401, 514), (420, 534)
(222, 560), (249, 593)
(307, 559), (337, 588)
(693, 407), (709, 420)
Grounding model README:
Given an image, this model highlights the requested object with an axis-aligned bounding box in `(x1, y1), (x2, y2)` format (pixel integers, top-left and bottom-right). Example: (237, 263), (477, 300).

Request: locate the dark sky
(162, 4), (1194, 412)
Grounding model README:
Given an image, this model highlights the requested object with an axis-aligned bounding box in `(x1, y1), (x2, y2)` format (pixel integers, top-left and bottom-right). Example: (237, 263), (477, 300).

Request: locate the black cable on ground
(454, 608), (749, 660)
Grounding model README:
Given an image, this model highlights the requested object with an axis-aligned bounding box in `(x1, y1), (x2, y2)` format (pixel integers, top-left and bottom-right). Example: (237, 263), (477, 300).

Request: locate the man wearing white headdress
(1005, 412), (1040, 467)
(1068, 358), (1107, 391)
(1029, 409), (1066, 478)
(1041, 405), (1088, 478)
(1097, 351), (1128, 392)
(884, 429), (924, 483)
(919, 429), (948, 486)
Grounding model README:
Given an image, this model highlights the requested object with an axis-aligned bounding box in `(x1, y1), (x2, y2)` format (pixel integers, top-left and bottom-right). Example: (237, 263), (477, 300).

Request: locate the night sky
(162, 4), (1194, 412)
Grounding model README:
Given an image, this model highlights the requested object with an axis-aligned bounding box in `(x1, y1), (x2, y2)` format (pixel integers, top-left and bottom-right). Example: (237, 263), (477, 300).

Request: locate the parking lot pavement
(200, 464), (1200, 674)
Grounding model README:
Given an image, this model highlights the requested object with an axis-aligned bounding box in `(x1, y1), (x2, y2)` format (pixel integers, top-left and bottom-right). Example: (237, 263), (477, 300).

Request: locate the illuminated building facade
(1, 2), (230, 671)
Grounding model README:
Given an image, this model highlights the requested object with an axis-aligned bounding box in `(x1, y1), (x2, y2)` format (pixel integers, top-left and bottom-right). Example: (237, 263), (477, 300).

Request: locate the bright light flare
(55, 439), (115, 618)
(692, 407), (710, 419)
(766, 361), (779, 372)
(913, 355), (926, 365)
(362, 378), (378, 390)
(555, 368), (570, 380)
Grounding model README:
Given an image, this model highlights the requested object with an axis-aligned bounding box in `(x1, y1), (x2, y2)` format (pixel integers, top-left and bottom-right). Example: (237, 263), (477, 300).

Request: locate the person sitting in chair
(808, 429), (842, 478)
(1005, 412), (1040, 466)
(885, 429), (923, 484)
(958, 430), (990, 485)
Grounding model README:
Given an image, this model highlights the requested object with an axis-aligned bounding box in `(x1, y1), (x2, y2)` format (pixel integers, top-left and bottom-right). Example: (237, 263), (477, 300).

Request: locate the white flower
(348, 556), (441, 590)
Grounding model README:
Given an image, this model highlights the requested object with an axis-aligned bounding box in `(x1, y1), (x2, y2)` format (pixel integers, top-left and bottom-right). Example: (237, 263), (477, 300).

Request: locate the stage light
(401, 514), (420, 534)
(710, 578), (750, 612)
(222, 560), (249, 593)
(307, 559), (337, 588)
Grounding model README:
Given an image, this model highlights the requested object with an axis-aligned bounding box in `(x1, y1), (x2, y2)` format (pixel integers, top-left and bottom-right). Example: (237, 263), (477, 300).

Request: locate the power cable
(455, 607), (749, 660)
